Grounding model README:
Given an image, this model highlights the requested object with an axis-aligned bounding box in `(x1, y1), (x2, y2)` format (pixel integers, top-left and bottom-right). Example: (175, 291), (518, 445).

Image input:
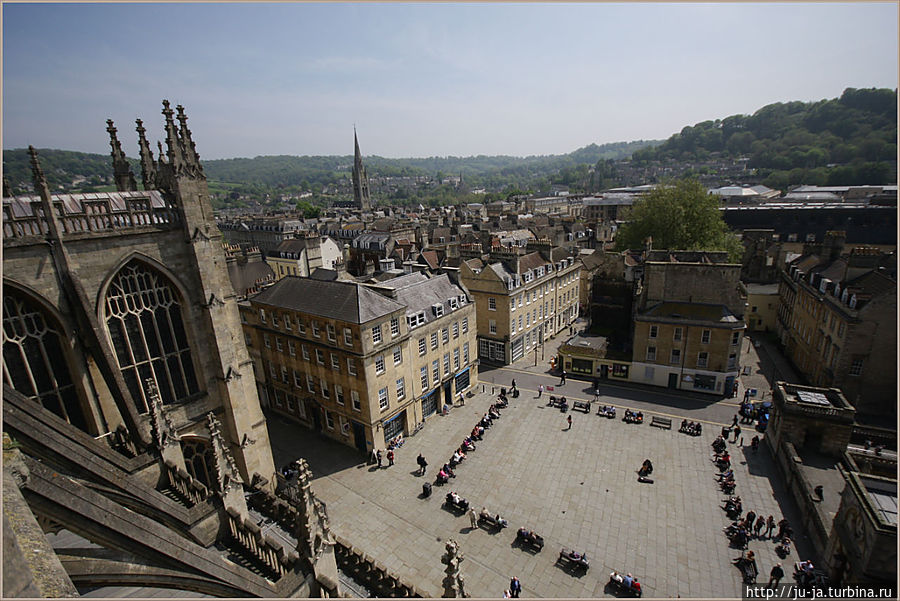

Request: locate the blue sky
(3, 3), (897, 160)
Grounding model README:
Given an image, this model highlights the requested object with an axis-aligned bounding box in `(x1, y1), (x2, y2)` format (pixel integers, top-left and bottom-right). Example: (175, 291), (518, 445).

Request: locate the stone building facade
(776, 234), (897, 420)
(629, 251), (745, 394)
(0, 103), (358, 597)
(460, 243), (581, 366)
(242, 273), (476, 455)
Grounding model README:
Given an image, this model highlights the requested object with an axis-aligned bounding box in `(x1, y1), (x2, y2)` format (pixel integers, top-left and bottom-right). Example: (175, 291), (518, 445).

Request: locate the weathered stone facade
(0, 104), (357, 597)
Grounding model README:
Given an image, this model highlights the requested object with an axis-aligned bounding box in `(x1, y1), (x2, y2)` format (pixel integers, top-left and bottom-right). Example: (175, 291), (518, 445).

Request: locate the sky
(3, 3), (898, 160)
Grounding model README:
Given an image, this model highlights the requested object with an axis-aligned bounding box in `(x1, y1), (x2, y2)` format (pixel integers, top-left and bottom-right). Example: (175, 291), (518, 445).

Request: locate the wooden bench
(572, 400), (591, 413)
(650, 416), (672, 430)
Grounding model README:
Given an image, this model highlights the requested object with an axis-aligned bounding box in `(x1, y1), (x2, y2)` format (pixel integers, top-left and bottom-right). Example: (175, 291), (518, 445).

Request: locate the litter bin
(423, 482), (432, 497)
(513, 388), (520, 398)
(500, 387), (507, 397)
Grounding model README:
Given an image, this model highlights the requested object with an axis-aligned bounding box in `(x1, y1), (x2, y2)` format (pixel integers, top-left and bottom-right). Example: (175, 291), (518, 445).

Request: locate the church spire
(351, 127), (371, 211)
(106, 119), (137, 192)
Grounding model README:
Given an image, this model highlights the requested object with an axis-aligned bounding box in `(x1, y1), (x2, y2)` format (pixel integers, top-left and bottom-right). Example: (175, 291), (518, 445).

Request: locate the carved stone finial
(145, 378), (178, 449)
(135, 118), (157, 190)
(107, 118), (137, 191)
(206, 412), (243, 493)
(4, 174), (14, 198)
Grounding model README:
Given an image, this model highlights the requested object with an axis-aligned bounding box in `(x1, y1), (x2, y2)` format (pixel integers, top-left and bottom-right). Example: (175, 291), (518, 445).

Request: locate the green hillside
(632, 87), (897, 187)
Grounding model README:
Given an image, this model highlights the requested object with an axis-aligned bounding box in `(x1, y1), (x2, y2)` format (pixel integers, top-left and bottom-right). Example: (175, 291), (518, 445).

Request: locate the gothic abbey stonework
(1, 102), (346, 596)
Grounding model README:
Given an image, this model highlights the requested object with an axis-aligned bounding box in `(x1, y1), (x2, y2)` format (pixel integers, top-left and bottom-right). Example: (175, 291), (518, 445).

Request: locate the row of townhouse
(240, 273), (477, 455)
(460, 242), (582, 365)
(776, 238), (896, 420)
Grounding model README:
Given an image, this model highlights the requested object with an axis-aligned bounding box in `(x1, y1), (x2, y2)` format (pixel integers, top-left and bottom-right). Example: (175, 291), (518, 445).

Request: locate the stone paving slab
(268, 381), (814, 598)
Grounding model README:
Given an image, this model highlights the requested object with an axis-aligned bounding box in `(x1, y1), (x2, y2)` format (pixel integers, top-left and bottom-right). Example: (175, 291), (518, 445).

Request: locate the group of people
(609, 571), (642, 596)
(373, 448), (395, 469)
(679, 419), (702, 436)
(712, 435), (735, 493)
(387, 434), (404, 450)
(596, 404), (616, 418)
(623, 409), (644, 424)
(436, 399), (507, 485)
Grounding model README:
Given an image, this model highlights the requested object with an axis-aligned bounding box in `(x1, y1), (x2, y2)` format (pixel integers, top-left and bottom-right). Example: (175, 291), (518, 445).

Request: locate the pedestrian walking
(776, 517), (788, 540)
(559, 370), (567, 385)
(538, 384), (544, 398)
(767, 563), (784, 588)
(732, 414), (739, 427)
(468, 507), (478, 529)
(754, 515), (765, 538)
(371, 448), (378, 465)
(765, 515), (776, 539)
(376, 449), (383, 468)
(751, 435), (760, 453)
(511, 379), (516, 390)
(566, 415), (572, 430)
(509, 576), (521, 598)
(387, 449), (394, 466)
(458, 392), (465, 406)
(732, 425), (742, 443)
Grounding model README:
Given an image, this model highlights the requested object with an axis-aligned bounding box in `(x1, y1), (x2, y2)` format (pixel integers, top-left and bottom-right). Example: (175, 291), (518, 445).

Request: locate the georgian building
(460, 242), (581, 365)
(267, 232), (342, 280)
(629, 250), (746, 394)
(776, 234), (896, 420)
(242, 273), (476, 455)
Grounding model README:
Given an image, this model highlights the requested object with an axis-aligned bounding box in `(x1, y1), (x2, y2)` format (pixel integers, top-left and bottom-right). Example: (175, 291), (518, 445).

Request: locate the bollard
(482, 384), (485, 393)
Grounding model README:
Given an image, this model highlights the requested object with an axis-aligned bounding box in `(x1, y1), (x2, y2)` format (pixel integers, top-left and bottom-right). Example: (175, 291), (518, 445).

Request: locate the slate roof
(845, 270), (896, 298)
(519, 251), (548, 273)
(252, 277), (404, 323)
(227, 259), (274, 298)
(389, 273), (468, 325)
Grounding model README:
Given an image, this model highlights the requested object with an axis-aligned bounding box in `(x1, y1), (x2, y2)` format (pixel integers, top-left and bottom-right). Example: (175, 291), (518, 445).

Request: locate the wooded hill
(2, 140), (658, 198)
(632, 87), (897, 188)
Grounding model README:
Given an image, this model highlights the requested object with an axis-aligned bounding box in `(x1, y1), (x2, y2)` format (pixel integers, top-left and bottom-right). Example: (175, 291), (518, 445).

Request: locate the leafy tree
(614, 178), (742, 261)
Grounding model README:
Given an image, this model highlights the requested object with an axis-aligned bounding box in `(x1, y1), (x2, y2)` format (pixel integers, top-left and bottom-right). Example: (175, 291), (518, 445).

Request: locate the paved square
(269, 384), (810, 598)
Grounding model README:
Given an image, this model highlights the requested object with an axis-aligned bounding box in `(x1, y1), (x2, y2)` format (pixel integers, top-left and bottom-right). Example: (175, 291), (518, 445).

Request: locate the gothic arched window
(105, 261), (199, 412)
(181, 437), (214, 490)
(3, 289), (89, 432)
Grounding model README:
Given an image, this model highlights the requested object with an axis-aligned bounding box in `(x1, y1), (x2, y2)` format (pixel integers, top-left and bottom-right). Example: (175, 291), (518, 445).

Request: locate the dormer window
(458, 295), (466, 305)
(841, 289), (849, 304)
(849, 294), (857, 309)
(834, 283), (841, 298)
(819, 278), (829, 293)
(432, 303), (444, 317)
(449, 298), (459, 310)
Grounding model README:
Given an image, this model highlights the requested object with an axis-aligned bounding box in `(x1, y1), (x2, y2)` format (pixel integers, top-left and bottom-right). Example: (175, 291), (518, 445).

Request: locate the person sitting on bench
(450, 491), (462, 505)
(642, 459), (653, 474)
(495, 514), (508, 527)
(623, 573), (634, 588)
(437, 469), (449, 484)
(480, 506), (491, 521)
(441, 463), (455, 478)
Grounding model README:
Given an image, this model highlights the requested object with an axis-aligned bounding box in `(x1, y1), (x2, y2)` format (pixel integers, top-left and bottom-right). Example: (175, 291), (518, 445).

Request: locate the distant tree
(614, 178), (742, 261)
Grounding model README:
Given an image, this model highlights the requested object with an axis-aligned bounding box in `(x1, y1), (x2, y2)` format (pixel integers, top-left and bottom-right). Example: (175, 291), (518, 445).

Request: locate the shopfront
(383, 410), (406, 443)
(454, 367), (471, 394)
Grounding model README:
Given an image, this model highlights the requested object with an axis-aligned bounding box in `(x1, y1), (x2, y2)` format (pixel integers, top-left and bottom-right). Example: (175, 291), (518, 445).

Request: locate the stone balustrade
(225, 507), (294, 579)
(3, 192), (180, 242)
(163, 459), (209, 506)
